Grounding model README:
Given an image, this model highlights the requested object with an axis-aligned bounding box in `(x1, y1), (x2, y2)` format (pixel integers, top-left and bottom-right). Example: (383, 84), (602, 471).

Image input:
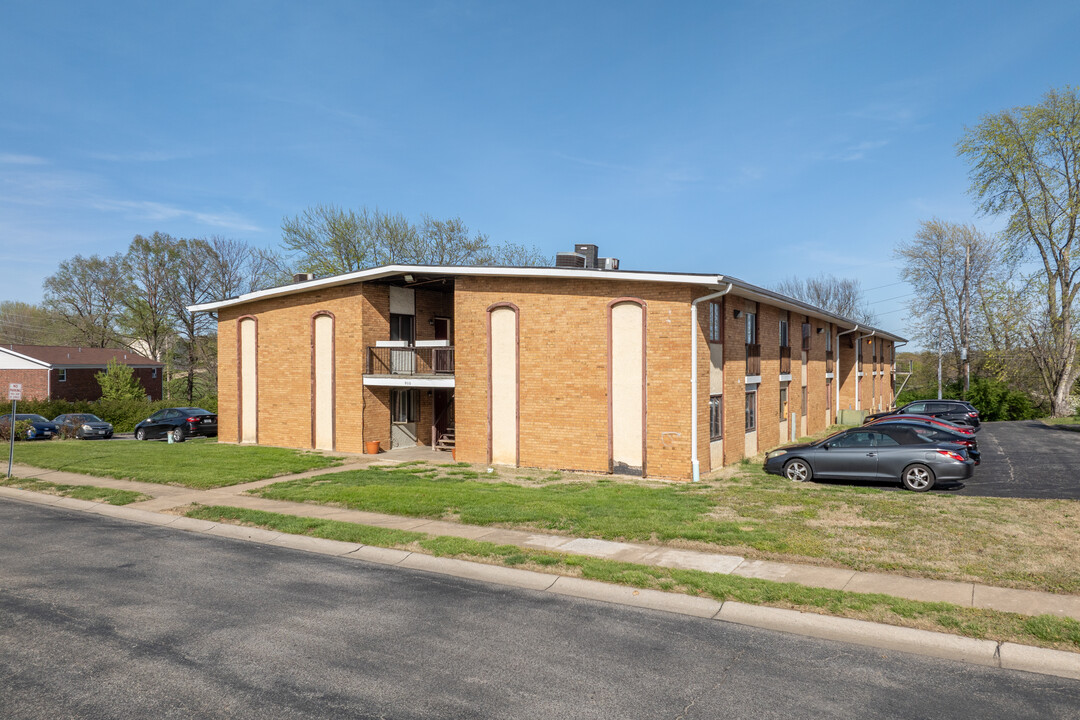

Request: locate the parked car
(134, 407), (217, 442)
(865, 414), (976, 436)
(764, 425), (974, 492)
(869, 419), (980, 465)
(0, 413), (59, 440)
(52, 413), (115, 439)
(865, 399), (981, 429)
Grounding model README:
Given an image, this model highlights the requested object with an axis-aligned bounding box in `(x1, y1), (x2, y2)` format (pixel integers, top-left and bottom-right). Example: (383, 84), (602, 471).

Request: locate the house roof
(0, 345), (163, 368)
(187, 263), (907, 343)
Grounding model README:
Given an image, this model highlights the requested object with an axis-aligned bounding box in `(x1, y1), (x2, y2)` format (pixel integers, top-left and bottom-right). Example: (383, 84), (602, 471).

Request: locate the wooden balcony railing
(367, 346), (455, 376)
(746, 343), (761, 376)
(779, 346), (791, 374)
(825, 350), (834, 373)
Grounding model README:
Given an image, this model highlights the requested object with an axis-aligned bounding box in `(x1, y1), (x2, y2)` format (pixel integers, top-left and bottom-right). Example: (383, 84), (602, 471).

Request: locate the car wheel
(135, 428), (146, 441)
(902, 463), (935, 492)
(171, 427), (185, 443)
(783, 459), (812, 483)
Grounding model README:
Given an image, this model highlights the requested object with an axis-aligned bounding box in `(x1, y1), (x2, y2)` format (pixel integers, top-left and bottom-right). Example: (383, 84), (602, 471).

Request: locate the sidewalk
(8, 460), (1080, 622)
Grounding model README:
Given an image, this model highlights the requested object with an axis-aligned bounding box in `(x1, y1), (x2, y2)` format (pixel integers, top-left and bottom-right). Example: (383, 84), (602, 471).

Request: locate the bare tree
(167, 238), (216, 403)
(121, 233), (178, 361)
(43, 253), (128, 347)
(958, 86), (1080, 415)
(0, 301), (71, 345)
(773, 274), (876, 324)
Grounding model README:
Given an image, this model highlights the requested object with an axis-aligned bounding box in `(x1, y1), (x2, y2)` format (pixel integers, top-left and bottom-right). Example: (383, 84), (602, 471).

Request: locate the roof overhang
(188, 263), (906, 343)
(0, 346), (52, 369)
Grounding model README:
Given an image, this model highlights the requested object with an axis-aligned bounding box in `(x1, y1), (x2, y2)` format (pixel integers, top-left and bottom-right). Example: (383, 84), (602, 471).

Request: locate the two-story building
(190, 248), (903, 480)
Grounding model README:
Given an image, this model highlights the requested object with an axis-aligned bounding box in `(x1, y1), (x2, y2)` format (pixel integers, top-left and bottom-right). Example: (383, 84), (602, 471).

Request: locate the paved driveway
(956, 420), (1080, 499)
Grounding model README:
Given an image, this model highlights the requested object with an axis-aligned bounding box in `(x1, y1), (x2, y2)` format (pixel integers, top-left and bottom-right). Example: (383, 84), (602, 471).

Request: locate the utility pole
(937, 330), (943, 400)
(962, 241), (970, 398)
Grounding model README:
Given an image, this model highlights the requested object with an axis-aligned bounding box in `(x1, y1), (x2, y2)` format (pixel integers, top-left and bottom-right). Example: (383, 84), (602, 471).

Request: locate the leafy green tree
(958, 86), (1080, 416)
(95, 358), (146, 401)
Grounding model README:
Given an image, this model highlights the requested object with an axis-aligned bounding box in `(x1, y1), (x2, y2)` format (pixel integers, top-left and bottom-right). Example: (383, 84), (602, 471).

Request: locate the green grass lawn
(187, 504), (1080, 653)
(253, 460), (1080, 595)
(4, 438), (342, 489)
(1, 477), (150, 505)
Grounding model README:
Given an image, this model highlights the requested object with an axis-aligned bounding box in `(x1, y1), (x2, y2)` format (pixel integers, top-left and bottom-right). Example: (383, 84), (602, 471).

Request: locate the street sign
(8, 383), (21, 401)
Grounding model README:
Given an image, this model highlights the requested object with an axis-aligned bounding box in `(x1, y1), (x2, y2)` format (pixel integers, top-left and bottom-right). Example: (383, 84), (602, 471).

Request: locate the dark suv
(865, 400), (980, 429)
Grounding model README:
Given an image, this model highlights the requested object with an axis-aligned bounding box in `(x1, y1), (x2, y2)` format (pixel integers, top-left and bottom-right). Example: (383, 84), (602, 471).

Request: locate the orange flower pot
(365, 440), (381, 454)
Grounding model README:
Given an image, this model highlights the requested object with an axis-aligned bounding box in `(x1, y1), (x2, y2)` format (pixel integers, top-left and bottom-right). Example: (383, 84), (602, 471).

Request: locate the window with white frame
(58, 368), (66, 382)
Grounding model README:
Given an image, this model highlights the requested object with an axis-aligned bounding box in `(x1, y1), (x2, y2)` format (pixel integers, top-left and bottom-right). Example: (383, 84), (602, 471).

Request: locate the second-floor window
(390, 313), (415, 344)
(745, 311), (756, 345)
(779, 317), (789, 348)
(801, 322), (812, 351)
(708, 301), (723, 343)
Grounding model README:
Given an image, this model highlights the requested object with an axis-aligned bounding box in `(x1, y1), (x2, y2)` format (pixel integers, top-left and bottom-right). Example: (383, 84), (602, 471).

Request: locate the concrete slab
(165, 517), (219, 532)
(462, 529), (535, 546)
(347, 546), (412, 565)
(973, 584), (1080, 620)
(409, 521), (499, 540)
(843, 572), (974, 606)
(359, 516), (435, 531)
(547, 576), (723, 618)
(732, 560), (856, 590)
(206, 524), (283, 544)
(268, 534), (363, 556)
(999, 642), (1080, 681)
(717, 602), (999, 667)
(640, 548), (745, 575)
(559, 538), (640, 559)
(519, 534), (574, 550)
(398, 554), (557, 591)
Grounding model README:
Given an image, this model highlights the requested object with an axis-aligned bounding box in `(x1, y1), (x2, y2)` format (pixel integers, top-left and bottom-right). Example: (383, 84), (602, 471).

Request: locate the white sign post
(7, 383), (20, 478)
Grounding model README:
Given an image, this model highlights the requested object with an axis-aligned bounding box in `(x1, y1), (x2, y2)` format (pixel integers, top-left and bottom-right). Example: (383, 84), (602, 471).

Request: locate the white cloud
(0, 154), (48, 165)
(87, 198), (262, 232)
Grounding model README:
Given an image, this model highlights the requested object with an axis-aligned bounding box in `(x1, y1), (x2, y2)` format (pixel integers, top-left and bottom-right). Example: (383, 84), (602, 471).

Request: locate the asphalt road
(957, 421), (1080, 499)
(2, 500), (1078, 719)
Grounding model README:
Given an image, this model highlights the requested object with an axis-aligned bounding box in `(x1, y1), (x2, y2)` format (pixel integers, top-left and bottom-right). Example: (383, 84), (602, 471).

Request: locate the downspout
(691, 280), (734, 482)
(854, 330), (877, 411)
(835, 325), (859, 423)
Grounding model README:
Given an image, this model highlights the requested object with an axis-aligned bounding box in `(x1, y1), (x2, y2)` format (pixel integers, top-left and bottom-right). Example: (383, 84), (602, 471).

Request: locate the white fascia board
(187, 265), (727, 314)
(0, 347), (51, 369)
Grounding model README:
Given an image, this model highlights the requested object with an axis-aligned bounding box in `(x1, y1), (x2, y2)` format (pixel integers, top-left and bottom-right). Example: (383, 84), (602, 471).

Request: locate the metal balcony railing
(746, 343), (761, 376)
(779, 345), (791, 374)
(367, 346), (455, 376)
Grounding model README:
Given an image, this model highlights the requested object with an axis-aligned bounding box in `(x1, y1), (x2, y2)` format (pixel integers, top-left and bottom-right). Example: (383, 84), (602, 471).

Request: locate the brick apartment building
(0, 345), (164, 401)
(191, 248), (903, 480)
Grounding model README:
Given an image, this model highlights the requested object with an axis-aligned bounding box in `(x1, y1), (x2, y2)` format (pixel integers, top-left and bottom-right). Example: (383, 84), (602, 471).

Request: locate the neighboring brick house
(190, 250), (904, 480)
(0, 345), (164, 401)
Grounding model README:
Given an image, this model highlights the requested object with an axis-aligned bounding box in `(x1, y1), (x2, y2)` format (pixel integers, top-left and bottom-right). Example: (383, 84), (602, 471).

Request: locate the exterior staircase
(434, 427), (456, 453)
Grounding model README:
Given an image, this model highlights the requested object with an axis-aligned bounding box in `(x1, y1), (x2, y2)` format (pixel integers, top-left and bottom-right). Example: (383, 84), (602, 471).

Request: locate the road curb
(3, 487), (1079, 682)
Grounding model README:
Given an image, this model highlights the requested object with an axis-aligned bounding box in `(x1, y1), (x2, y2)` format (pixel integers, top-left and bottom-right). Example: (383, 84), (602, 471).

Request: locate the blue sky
(2, 1), (1078, 339)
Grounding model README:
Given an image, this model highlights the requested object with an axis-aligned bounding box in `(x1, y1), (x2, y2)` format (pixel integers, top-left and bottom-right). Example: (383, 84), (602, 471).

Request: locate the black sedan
(865, 399), (981, 429)
(0, 413), (58, 440)
(52, 413), (114, 439)
(764, 425), (974, 492)
(134, 407), (218, 442)
(870, 419), (980, 465)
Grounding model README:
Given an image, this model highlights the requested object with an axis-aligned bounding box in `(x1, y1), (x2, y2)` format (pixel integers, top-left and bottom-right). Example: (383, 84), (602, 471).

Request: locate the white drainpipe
(855, 330), (877, 410)
(835, 325), (859, 423)
(691, 281), (734, 482)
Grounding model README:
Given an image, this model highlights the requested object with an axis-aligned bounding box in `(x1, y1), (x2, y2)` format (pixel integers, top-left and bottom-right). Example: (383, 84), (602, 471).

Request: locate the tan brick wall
(454, 276), (697, 479)
(757, 305), (781, 451)
(722, 297), (746, 464)
(805, 318), (827, 435)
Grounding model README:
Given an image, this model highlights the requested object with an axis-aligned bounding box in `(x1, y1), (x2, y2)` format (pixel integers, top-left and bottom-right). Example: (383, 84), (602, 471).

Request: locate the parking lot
(956, 420), (1080, 499)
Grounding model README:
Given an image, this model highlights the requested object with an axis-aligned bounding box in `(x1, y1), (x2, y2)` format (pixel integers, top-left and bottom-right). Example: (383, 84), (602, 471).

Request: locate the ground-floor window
(801, 386), (807, 417)
(826, 379), (832, 410)
(745, 391), (756, 432)
(391, 389), (417, 423)
(779, 387), (788, 420)
(709, 395), (722, 440)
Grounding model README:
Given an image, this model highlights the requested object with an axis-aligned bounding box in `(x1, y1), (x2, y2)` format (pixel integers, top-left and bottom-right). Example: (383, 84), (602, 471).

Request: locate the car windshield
(16, 414), (49, 423)
(72, 414), (103, 423)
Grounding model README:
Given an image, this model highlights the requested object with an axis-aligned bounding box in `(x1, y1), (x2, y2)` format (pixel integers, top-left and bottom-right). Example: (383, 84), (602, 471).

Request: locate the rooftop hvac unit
(293, 273), (315, 283)
(598, 257), (619, 270)
(555, 252), (586, 268)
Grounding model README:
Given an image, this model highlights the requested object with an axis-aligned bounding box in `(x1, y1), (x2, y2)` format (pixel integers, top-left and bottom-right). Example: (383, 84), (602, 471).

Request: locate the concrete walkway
(7, 458), (1080, 623)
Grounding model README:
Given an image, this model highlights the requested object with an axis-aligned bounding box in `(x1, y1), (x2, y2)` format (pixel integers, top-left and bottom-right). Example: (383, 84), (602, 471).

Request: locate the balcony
(779, 345), (791, 374)
(364, 345), (455, 388)
(825, 350), (834, 373)
(746, 343), (761, 376)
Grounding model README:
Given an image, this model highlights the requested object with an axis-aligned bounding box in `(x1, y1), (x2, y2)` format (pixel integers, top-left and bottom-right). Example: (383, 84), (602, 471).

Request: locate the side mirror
(821, 443), (830, 450)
